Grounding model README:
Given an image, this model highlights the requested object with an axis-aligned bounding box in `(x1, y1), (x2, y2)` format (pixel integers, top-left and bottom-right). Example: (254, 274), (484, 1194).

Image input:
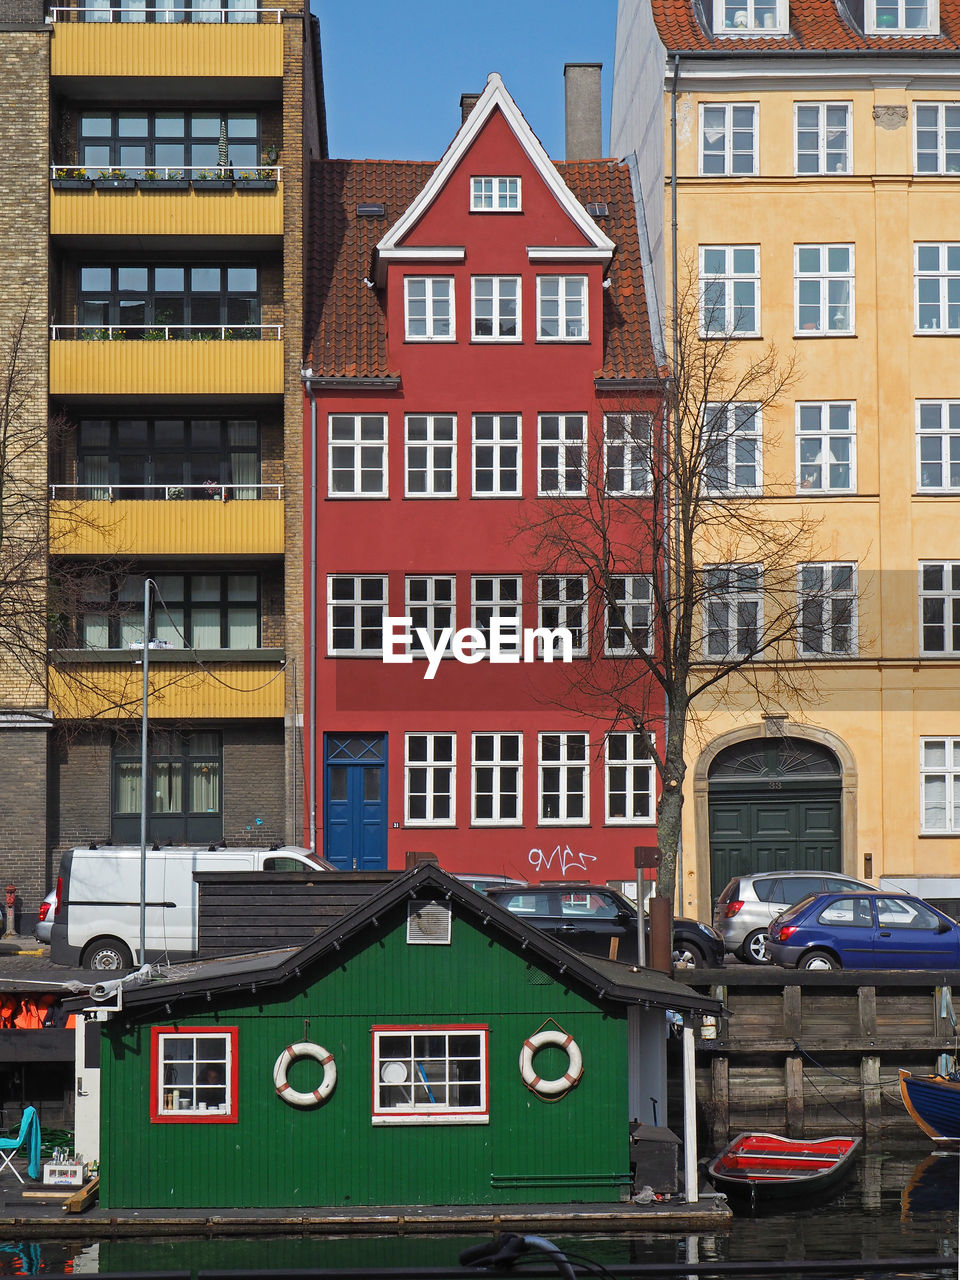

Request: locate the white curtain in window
(116, 762), (141, 814)
(226, 607), (257, 648)
(152, 762), (183, 814)
(155, 608), (186, 648)
(83, 455), (110, 501)
(190, 760), (220, 813)
(192, 608), (221, 649)
(228, 422), (258, 498)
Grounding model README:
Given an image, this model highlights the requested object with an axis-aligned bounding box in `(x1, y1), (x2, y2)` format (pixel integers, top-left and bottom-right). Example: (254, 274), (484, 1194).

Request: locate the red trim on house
(149, 1024), (239, 1125)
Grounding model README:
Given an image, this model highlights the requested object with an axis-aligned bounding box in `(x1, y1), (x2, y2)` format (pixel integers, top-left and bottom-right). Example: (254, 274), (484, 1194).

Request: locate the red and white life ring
(273, 1041), (337, 1107)
(519, 1029), (583, 1097)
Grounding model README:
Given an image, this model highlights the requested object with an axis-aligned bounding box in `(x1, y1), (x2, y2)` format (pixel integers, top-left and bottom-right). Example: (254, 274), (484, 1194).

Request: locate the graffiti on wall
(528, 844), (597, 877)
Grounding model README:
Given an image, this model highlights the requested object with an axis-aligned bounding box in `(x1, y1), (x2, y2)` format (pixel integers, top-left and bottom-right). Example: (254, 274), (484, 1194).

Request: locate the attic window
(585, 202), (609, 218)
(470, 176), (521, 211)
(357, 203), (385, 217)
(407, 899), (452, 944)
(713, 0), (788, 33)
(865, 0), (938, 31)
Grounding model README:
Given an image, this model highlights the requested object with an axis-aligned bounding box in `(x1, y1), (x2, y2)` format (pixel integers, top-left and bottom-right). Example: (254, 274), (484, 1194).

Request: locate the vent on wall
(407, 900), (452, 945)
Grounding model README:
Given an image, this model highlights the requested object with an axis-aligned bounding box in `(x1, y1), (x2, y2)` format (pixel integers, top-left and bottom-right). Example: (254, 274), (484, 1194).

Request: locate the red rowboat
(705, 1132), (861, 1205)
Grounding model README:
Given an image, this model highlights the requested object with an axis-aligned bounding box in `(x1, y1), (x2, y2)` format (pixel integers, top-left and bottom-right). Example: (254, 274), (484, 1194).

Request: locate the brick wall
(0, 722), (52, 908)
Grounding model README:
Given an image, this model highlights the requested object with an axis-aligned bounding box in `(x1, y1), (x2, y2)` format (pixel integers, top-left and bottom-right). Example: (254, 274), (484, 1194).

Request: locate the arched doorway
(707, 735), (843, 894)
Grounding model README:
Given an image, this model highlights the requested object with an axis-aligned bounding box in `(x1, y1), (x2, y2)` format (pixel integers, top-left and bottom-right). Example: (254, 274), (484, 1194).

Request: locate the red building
(303, 72), (663, 882)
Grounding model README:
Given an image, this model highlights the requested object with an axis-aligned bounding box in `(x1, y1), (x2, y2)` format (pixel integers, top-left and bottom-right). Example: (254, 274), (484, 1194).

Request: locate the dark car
(767, 890), (960, 971)
(485, 883), (725, 968)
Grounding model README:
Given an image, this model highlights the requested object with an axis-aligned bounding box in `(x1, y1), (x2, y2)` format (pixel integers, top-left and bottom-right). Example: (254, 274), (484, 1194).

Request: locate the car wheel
(82, 939), (133, 971)
(673, 942), (705, 969)
(800, 949), (839, 972)
(742, 929), (772, 965)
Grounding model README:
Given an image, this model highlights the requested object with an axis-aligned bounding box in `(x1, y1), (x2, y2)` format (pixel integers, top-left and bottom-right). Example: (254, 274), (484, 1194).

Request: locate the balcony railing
(51, 165), (281, 183)
(49, 5), (282, 19)
(50, 324), (282, 341)
(50, 483), (283, 500)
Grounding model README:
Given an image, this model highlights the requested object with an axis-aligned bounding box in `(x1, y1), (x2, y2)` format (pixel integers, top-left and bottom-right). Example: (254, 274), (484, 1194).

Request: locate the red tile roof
(652, 0), (960, 51)
(305, 158), (658, 383)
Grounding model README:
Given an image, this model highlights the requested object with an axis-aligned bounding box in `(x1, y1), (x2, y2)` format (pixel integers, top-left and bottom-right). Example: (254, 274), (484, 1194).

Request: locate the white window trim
(604, 732), (656, 826)
(917, 400), (960, 491)
(372, 1025), (489, 1125)
(470, 575), (522, 652)
(470, 176), (521, 211)
(698, 103), (758, 177)
(711, 0), (789, 32)
(536, 275), (589, 342)
(914, 102), (960, 175)
(920, 560), (960, 655)
(866, 0), (938, 34)
(404, 414), (457, 499)
(537, 574), (588, 657)
(471, 732), (523, 826)
(915, 243), (960, 334)
(793, 101), (852, 176)
(405, 574), (456, 657)
(326, 574), (388, 656)
(703, 402), (762, 495)
(470, 275), (522, 343)
(603, 414), (652, 495)
(403, 276), (456, 342)
(797, 562), (859, 658)
(795, 401), (857, 494)
(920, 736), (960, 833)
(703, 564), (763, 660)
(699, 245), (761, 338)
(794, 244), (855, 337)
(328, 414), (388, 499)
(538, 732), (590, 826)
(404, 732), (456, 827)
(605, 574), (654, 656)
(471, 414), (522, 498)
(537, 414), (587, 497)
(152, 1027), (236, 1123)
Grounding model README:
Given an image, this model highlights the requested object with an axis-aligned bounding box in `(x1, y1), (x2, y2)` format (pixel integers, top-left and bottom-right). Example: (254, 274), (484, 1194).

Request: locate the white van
(49, 845), (327, 970)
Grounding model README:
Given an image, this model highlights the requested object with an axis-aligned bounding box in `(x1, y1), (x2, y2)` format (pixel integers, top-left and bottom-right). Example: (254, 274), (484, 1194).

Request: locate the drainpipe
(303, 375), (318, 856)
(668, 53), (684, 902)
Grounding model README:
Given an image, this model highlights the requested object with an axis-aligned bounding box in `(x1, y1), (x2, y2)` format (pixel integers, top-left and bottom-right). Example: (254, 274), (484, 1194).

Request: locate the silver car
(35, 888), (57, 944)
(713, 870), (875, 963)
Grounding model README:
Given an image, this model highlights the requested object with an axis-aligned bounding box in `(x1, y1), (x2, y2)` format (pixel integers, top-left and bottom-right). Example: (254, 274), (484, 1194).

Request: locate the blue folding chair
(0, 1106), (41, 1183)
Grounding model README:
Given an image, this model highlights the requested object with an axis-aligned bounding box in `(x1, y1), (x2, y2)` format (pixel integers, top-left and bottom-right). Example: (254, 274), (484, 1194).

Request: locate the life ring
(519, 1029), (583, 1097)
(273, 1041), (337, 1107)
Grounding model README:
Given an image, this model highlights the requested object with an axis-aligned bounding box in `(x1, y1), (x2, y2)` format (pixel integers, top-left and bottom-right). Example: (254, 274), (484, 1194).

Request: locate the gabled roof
(93, 865), (722, 1018)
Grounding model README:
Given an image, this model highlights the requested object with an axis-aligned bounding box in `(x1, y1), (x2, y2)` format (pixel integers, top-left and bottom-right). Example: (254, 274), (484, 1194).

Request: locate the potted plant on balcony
(139, 167), (190, 191)
(52, 166), (93, 190)
(94, 167), (136, 191)
(192, 165), (234, 192)
(235, 166), (277, 191)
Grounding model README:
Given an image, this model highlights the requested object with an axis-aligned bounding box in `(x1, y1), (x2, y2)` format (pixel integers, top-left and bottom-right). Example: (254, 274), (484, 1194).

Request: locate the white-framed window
(920, 561), (960, 654)
(405, 415), (456, 497)
(798, 563), (858, 656)
(537, 275), (588, 341)
(470, 177), (520, 211)
(921, 737), (960, 832)
(915, 103), (960, 174)
(712, 0), (788, 32)
(699, 246), (760, 337)
(404, 733), (455, 826)
(405, 575), (456, 655)
(471, 276), (520, 341)
(327, 574), (388, 655)
(539, 732), (589, 825)
(704, 564), (761, 659)
(867, 0), (937, 33)
(404, 277), (454, 341)
(794, 102), (851, 175)
(700, 104), (758, 176)
(605, 733), (655, 825)
(472, 414), (521, 497)
(471, 732), (522, 825)
(604, 414), (652, 495)
(151, 1026), (237, 1124)
(918, 401), (960, 490)
(538, 575), (587, 656)
(372, 1025), (488, 1124)
(538, 414), (586, 495)
(795, 245), (854, 335)
(471, 575), (521, 651)
(915, 244), (960, 332)
(605, 575), (653, 655)
(796, 402), (856, 493)
(703, 402), (761, 493)
(328, 414), (388, 498)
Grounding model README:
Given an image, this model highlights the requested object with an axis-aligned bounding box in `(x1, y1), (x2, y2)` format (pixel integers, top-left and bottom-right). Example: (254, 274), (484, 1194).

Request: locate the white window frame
(797, 563), (858, 657)
(328, 414), (388, 498)
(918, 401), (960, 491)
(604, 414), (652, 495)
(404, 414), (456, 498)
(794, 102), (852, 176)
(867, 0), (938, 34)
(152, 1026), (237, 1124)
(372, 1025), (489, 1125)
(470, 177), (521, 211)
(327, 574), (388, 656)
(605, 732), (656, 826)
(921, 737), (960, 833)
(471, 732), (522, 826)
(405, 575), (456, 656)
(538, 414), (586, 496)
(404, 733), (456, 826)
(471, 276), (521, 341)
(403, 276), (455, 342)
(794, 244), (854, 335)
(920, 561), (960, 655)
(796, 402), (856, 493)
(704, 564), (762, 659)
(915, 103), (960, 175)
(538, 575), (587, 656)
(915, 244), (960, 333)
(538, 732), (589, 825)
(471, 575), (521, 652)
(712, 0), (788, 33)
(699, 103), (758, 176)
(471, 414), (521, 497)
(703, 402), (762, 494)
(699, 246), (760, 337)
(605, 575), (653, 656)
(536, 275), (588, 341)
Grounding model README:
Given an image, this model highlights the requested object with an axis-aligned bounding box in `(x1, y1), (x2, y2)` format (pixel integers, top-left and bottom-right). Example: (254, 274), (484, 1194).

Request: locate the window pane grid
(471, 576), (521, 651)
(920, 561), (960, 654)
(404, 733), (455, 825)
(798, 562), (858, 656)
(405, 575), (456, 654)
(605, 732), (655, 823)
(471, 733), (522, 824)
(538, 414), (586, 495)
(471, 276), (520, 340)
(537, 275), (588, 341)
(916, 244), (960, 332)
(604, 414), (652, 494)
(700, 246), (759, 336)
(704, 564), (762, 658)
(374, 1028), (487, 1117)
(538, 732), (589, 824)
(157, 1031), (231, 1118)
(606, 575), (653, 655)
(538, 575), (587, 655)
(921, 736), (960, 832)
(404, 277), (454, 341)
(700, 103), (757, 176)
(329, 415), (387, 497)
(703, 402), (761, 493)
(795, 102), (851, 175)
(796, 402), (855, 492)
(916, 103), (960, 175)
(470, 177), (520, 210)
(472, 415), (521, 496)
(404, 415), (456, 497)
(917, 400), (960, 489)
(327, 575), (388, 655)
(794, 244), (854, 334)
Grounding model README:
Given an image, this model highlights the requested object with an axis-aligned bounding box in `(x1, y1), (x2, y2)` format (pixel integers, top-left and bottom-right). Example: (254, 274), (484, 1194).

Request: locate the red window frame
(149, 1024), (239, 1124)
(371, 1023), (489, 1124)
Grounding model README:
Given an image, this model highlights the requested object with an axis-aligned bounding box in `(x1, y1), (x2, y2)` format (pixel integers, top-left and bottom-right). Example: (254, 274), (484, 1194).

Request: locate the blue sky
(313, 1), (618, 162)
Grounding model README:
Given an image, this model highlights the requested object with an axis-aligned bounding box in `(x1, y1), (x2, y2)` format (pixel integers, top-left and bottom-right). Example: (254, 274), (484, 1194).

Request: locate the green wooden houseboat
(84, 865), (721, 1210)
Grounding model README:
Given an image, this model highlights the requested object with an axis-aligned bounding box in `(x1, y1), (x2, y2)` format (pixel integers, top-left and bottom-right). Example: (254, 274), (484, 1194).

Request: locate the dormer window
(866, 0), (938, 31)
(713, 0), (788, 33)
(470, 176), (521, 211)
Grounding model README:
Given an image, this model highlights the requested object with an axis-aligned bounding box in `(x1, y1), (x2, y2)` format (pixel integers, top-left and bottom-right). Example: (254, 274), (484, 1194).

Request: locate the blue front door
(323, 734), (387, 870)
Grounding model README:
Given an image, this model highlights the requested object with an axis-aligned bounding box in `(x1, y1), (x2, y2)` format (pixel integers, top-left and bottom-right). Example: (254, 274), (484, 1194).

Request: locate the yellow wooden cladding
(50, 22), (283, 79)
(49, 339), (283, 396)
(51, 186), (282, 238)
(50, 498), (284, 556)
(49, 660), (284, 720)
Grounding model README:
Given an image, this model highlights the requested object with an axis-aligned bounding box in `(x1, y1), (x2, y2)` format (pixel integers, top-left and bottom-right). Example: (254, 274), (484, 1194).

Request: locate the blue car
(767, 891), (960, 971)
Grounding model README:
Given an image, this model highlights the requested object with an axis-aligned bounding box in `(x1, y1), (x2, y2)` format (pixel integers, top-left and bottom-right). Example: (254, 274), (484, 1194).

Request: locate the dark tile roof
(305, 158), (658, 383)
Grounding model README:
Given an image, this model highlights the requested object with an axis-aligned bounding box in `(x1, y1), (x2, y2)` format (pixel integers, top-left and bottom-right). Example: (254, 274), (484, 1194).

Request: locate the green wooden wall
(100, 903), (631, 1209)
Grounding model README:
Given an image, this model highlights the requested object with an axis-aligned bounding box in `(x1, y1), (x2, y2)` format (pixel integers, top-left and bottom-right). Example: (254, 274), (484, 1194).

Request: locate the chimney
(460, 92), (481, 125)
(564, 63), (603, 161)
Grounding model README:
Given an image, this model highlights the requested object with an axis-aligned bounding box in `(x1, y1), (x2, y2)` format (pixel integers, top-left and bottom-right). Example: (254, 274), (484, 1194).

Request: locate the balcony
(49, 327), (284, 396)
(50, 486), (284, 556)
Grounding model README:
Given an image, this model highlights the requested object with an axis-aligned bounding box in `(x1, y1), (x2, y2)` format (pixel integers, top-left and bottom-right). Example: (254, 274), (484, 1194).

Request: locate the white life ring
(519, 1029), (583, 1097)
(273, 1041), (337, 1107)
